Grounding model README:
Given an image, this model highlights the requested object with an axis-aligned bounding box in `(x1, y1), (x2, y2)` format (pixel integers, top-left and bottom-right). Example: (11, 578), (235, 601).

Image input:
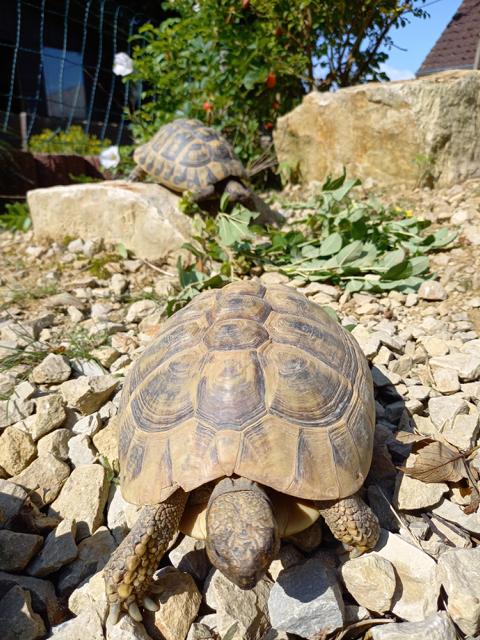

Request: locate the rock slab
(370, 611), (457, 640)
(12, 453), (70, 504)
(68, 570), (108, 622)
(341, 553), (396, 613)
(374, 530), (439, 621)
(49, 464), (110, 540)
(394, 472), (448, 511)
(56, 526), (116, 595)
(145, 569), (201, 640)
(0, 585), (46, 640)
(0, 479), (30, 527)
(31, 354), (71, 385)
(0, 427), (36, 475)
(0, 571), (63, 626)
(51, 610), (104, 639)
(268, 557), (344, 638)
(60, 375), (118, 415)
(0, 530), (43, 572)
(27, 518), (78, 577)
(28, 181), (193, 261)
(29, 393), (67, 441)
(437, 547), (480, 636)
(274, 70), (480, 188)
(205, 569), (272, 640)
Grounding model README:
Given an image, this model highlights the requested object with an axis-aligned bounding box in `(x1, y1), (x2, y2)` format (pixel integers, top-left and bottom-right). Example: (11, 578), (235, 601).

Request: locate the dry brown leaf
(399, 440), (468, 483)
(394, 431), (433, 445)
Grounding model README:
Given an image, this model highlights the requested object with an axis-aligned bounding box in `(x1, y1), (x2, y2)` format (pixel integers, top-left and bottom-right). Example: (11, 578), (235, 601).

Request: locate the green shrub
(0, 202), (31, 232)
(129, 0), (428, 163)
(28, 126), (110, 155)
(129, 1), (300, 164)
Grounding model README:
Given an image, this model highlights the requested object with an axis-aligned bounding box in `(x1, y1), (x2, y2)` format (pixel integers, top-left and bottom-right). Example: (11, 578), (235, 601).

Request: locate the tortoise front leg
(317, 493), (380, 555)
(104, 489), (188, 624)
(188, 184), (216, 202)
(127, 166), (147, 182)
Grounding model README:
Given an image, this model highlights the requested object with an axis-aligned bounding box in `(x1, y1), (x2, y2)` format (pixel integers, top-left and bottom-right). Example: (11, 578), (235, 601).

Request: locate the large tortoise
(130, 118), (283, 225)
(104, 280), (379, 623)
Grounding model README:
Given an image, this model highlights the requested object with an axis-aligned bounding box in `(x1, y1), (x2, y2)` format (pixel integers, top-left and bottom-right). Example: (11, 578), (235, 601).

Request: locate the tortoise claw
(107, 602), (121, 626)
(143, 596), (159, 611)
(348, 545), (369, 558)
(128, 602), (143, 622)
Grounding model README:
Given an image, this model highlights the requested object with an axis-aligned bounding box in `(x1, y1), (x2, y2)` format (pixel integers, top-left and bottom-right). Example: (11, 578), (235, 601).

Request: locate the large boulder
(274, 70), (480, 188)
(27, 181), (193, 260)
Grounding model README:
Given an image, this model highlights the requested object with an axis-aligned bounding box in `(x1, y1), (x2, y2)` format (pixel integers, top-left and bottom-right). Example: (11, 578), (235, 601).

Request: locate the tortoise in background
(104, 280), (379, 623)
(130, 118), (283, 224)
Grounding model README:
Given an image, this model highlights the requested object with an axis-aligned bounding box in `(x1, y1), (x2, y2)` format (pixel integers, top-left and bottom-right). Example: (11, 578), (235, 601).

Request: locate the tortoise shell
(118, 281), (375, 506)
(133, 119), (246, 193)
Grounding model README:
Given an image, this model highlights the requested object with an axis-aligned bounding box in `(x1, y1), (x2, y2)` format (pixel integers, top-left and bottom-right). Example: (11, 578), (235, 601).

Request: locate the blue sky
(380, 0), (464, 80)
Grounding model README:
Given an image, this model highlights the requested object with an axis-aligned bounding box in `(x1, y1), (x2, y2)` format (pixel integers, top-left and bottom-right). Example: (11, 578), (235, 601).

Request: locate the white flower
(99, 146), (120, 169)
(113, 52), (133, 77)
(192, 2), (200, 11)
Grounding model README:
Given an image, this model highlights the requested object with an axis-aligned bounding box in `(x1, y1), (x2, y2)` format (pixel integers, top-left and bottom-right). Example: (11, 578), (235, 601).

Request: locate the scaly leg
(189, 184), (216, 202)
(103, 489), (187, 624)
(127, 166), (147, 182)
(317, 493), (380, 556)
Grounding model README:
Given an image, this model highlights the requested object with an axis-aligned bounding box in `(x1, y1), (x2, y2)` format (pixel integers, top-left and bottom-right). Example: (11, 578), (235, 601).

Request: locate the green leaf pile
(164, 173), (456, 315)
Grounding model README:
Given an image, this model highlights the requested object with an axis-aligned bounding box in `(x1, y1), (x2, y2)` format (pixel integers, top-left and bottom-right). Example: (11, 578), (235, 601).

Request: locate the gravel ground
(1, 179), (480, 640)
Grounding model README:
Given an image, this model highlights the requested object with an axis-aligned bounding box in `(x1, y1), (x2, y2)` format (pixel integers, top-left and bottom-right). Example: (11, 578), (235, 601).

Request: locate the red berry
(266, 72), (276, 89)
(265, 122), (273, 130)
(203, 101), (213, 112)
(242, 0), (250, 8)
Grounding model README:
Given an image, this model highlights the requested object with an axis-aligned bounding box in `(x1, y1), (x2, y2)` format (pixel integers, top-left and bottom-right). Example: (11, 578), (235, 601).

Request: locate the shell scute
(265, 286), (339, 329)
(265, 312), (348, 373)
(219, 280), (265, 298)
(167, 289), (218, 325)
(129, 349), (200, 432)
(183, 142), (212, 167)
(196, 350), (266, 430)
(260, 343), (353, 427)
(121, 319), (207, 407)
(204, 319), (269, 351)
(171, 165), (188, 187)
(160, 161), (175, 183)
(214, 294), (271, 324)
(150, 160), (164, 179)
(126, 440), (146, 480)
(160, 133), (185, 162)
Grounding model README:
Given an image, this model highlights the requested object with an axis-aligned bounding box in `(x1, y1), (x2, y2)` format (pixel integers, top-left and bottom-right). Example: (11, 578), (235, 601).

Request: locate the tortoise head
(205, 477), (280, 589)
(223, 180), (252, 206)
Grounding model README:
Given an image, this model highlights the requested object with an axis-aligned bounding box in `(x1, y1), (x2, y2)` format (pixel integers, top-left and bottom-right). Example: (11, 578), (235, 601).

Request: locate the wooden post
(19, 111), (28, 150)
